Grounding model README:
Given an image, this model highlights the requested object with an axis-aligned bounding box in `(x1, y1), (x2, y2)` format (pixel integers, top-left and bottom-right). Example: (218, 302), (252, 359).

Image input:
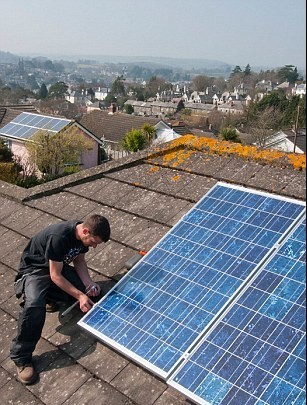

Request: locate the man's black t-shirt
(18, 220), (89, 276)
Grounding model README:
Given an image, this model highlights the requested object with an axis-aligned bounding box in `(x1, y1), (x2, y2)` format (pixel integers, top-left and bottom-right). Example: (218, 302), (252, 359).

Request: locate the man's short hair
(83, 214), (110, 242)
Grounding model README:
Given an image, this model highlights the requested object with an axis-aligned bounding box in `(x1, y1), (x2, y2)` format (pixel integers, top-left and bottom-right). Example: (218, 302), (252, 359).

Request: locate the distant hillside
(6, 51), (233, 72)
(0, 51), (19, 63)
(94, 55), (233, 71)
(1, 51), (305, 77)
(65, 54), (233, 72)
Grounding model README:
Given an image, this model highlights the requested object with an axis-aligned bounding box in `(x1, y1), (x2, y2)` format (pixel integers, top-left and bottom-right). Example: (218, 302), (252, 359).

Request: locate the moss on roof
(148, 135), (306, 171)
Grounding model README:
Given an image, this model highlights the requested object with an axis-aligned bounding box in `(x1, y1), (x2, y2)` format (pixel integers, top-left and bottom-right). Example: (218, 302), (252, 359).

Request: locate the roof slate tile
(78, 342), (130, 383)
(111, 362), (167, 405)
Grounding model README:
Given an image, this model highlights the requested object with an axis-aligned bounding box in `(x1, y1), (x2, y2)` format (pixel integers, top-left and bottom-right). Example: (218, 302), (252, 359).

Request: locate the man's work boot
(16, 363), (38, 385)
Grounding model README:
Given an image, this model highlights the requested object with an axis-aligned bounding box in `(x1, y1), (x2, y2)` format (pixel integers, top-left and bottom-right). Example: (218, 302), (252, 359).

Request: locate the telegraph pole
(293, 105), (300, 153)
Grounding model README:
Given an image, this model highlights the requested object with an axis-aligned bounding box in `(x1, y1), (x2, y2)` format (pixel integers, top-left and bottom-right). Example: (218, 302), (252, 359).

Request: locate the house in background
(217, 98), (246, 114)
(269, 129), (306, 154)
(153, 120), (182, 144)
(240, 129), (306, 154)
(292, 83), (306, 97)
(79, 110), (199, 158)
(0, 111), (103, 173)
(80, 110), (188, 158)
(80, 110), (160, 158)
(65, 90), (92, 105)
(94, 87), (111, 101)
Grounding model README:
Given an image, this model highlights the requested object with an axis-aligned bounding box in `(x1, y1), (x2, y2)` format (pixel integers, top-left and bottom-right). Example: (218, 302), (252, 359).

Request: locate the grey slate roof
(0, 105), (38, 128)
(284, 128), (306, 153)
(79, 110), (160, 143)
(0, 136), (305, 404)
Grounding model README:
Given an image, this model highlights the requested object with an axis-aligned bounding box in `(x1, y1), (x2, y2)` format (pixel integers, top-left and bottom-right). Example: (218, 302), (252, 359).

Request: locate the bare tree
(192, 75), (214, 92)
(245, 107), (283, 147)
(208, 109), (225, 130)
(37, 99), (86, 119)
(26, 127), (93, 176)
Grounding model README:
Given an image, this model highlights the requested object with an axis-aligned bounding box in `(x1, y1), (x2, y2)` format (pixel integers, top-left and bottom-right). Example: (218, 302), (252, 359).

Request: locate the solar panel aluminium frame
(168, 215), (306, 405)
(78, 182), (306, 382)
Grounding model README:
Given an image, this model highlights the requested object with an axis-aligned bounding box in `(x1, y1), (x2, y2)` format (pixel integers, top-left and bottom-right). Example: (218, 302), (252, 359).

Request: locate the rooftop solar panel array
(0, 112), (71, 140)
(79, 183), (306, 404)
(169, 218), (306, 405)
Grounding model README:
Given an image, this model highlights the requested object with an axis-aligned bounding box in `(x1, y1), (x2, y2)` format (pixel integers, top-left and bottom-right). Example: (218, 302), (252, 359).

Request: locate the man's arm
(49, 259), (94, 312)
(73, 254), (101, 297)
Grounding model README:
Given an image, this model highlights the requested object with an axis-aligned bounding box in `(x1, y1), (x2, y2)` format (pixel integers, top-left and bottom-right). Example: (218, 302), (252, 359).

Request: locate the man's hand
(86, 282), (101, 297)
(79, 293), (94, 313)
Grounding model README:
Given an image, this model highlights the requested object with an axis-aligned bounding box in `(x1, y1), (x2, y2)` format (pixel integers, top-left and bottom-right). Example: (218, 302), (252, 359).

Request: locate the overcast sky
(1, 0), (306, 69)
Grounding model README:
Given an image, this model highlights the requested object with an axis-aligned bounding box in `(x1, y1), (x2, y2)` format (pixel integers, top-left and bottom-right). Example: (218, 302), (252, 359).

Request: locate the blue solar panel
(79, 183), (305, 384)
(0, 112), (71, 140)
(169, 218), (306, 405)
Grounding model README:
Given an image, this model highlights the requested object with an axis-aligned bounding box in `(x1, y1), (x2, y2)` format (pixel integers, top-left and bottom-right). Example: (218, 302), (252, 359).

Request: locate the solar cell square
(52, 119), (70, 131)
(12, 125), (30, 138)
(36, 116), (52, 127)
(18, 113), (39, 126)
(0, 122), (16, 135)
(24, 127), (40, 139)
(3, 123), (21, 136)
(11, 112), (28, 124)
(18, 127), (37, 139)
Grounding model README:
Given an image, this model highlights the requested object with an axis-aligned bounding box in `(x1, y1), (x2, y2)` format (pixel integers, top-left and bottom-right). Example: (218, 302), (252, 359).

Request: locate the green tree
(104, 93), (117, 107)
(277, 65), (299, 84)
(142, 124), (156, 143)
(0, 139), (27, 185)
(282, 95), (306, 128)
(87, 87), (95, 101)
(48, 81), (68, 99)
(0, 138), (13, 162)
(124, 104), (134, 114)
(228, 66), (244, 88)
(254, 92), (285, 112)
(247, 92), (306, 130)
(176, 99), (185, 113)
(121, 129), (146, 152)
(111, 75), (126, 97)
(38, 83), (48, 99)
(230, 66), (242, 77)
(244, 64), (251, 76)
(220, 127), (241, 143)
(26, 127), (93, 176)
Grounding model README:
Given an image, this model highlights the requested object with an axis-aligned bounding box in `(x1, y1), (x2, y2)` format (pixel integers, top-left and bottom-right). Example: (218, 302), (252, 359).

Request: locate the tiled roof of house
(0, 105), (38, 128)
(79, 110), (160, 143)
(284, 128), (306, 153)
(0, 135), (305, 404)
(168, 120), (191, 136)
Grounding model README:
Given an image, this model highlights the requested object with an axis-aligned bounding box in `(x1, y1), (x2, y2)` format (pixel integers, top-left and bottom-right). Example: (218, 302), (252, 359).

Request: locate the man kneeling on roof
(10, 214), (111, 385)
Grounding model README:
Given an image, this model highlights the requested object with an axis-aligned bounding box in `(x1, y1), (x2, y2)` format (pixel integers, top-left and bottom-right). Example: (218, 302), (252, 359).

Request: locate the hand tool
(60, 283), (98, 318)
(124, 250), (147, 270)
